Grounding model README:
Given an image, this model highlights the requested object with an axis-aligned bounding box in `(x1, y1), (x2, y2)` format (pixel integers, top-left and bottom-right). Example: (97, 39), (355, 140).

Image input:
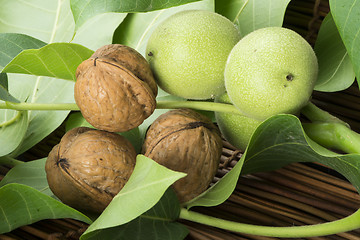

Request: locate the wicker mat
(1, 139), (360, 240)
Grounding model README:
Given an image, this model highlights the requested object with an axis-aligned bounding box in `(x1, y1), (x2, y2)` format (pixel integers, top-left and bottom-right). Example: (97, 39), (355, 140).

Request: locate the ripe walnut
(75, 44), (157, 133)
(142, 108), (223, 203)
(45, 127), (137, 213)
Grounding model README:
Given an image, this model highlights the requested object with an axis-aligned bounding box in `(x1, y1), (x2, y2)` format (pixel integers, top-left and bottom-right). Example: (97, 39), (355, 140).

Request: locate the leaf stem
(179, 208), (360, 238)
(1, 100), (344, 122)
(0, 156), (23, 167)
(0, 111), (23, 127)
(0, 101), (245, 115)
(156, 101), (244, 115)
(0, 102), (79, 111)
(3, 101), (360, 154)
(301, 102), (350, 127)
(302, 122), (360, 154)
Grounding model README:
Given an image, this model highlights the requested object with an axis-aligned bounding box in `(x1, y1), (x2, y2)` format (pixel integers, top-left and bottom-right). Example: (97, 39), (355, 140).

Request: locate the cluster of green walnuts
(45, 9), (318, 213)
(146, 10), (317, 150)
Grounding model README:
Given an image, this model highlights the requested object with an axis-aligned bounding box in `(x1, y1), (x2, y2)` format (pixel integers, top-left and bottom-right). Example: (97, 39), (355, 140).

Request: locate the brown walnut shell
(91, 44), (158, 96)
(142, 108), (223, 203)
(45, 127), (137, 213)
(74, 44), (157, 133)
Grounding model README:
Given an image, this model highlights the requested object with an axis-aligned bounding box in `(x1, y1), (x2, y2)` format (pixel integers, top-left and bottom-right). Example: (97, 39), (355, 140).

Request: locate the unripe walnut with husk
(142, 108), (223, 203)
(45, 127), (137, 213)
(74, 44), (157, 133)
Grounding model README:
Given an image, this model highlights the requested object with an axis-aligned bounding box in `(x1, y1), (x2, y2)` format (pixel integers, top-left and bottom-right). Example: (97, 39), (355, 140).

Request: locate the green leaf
(0, 110), (27, 157)
(314, 13), (356, 92)
(0, 73), (20, 102)
(2, 43), (94, 81)
(189, 114), (360, 209)
(185, 157), (244, 208)
(240, 114), (360, 193)
(242, 114), (314, 174)
(0, 0), (75, 43)
(81, 189), (188, 240)
(0, 158), (53, 197)
(0, 33), (45, 103)
(114, 0), (214, 56)
(216, 0), (291, 37)
(119, 128), (142, 153)
(0, 183), (91, 234)
(0, 0), (75, 158)
(72, 13), (127, 51)
(330, 0), (360, 86)
(71, 0), (202, 30)
(65, 112), (94, 131)
(0, 76), (30, 156)
(0, 33), (46, 71)
(81, 155), (186, 237)
(0, 72), (7, 90)
(6, 75), (75, 157)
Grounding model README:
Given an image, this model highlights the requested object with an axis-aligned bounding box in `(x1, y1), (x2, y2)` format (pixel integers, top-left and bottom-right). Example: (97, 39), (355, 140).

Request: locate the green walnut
(146, 10), (241, 100)
(215, 93), (262, 151)
(225, 27), (318, 120)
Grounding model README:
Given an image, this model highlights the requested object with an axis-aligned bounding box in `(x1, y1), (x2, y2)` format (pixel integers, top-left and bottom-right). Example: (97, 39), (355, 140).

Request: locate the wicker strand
(252, 172), (360, 211)
(284, 163), (358, 192)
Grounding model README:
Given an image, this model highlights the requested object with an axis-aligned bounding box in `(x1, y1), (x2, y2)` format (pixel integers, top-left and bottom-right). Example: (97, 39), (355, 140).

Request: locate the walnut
(142, 108), (223, 203)
(74, 44), (157, 133)
(45, 127), (137, 213)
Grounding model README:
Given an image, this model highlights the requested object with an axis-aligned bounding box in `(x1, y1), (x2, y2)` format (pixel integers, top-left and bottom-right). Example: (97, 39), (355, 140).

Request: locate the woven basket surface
(1, 141), (360, 240)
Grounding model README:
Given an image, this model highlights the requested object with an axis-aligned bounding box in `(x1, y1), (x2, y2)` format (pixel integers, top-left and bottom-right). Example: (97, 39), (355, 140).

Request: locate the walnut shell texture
(91, 44), (158, 96)
(142, 108), (223, 203)
(45, 127), (137, 213)
(74, 44), (157, 133)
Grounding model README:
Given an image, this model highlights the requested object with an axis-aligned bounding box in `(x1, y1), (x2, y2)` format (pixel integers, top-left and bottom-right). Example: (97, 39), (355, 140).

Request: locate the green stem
(0, 101), (244, 115)
(0, 102), (79, 111)
(156, 101), (243, 115)
(0, 111), (22, 127)
(1, 101), (342, 122)
(2, 100), (359, 154)
(302, 122), (360, 154)
(0, 156), (23, 167)
(179, 208), (360, 238)
(301, 102), (350, 128)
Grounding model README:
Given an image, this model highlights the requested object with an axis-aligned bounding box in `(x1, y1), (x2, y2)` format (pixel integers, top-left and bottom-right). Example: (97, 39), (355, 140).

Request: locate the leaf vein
(341, 0), (357, 36)
(0, 203), (11, 232)
(15, 189), (33, 222)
